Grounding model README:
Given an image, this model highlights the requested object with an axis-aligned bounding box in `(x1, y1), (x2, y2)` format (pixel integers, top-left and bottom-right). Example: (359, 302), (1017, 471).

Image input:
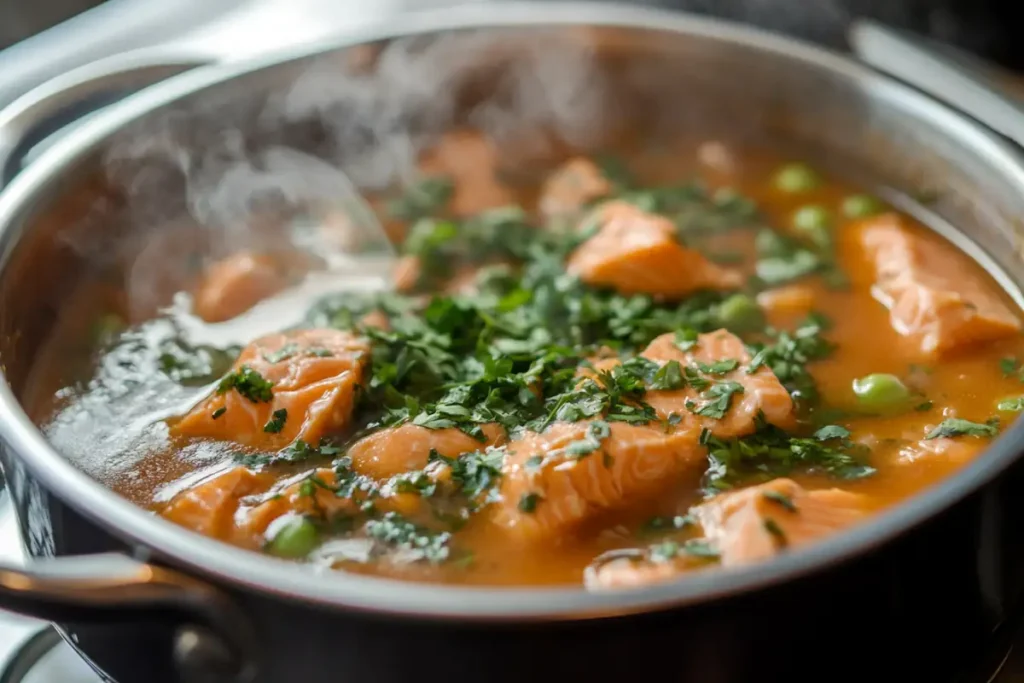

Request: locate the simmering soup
(29, 131), (1024, 588)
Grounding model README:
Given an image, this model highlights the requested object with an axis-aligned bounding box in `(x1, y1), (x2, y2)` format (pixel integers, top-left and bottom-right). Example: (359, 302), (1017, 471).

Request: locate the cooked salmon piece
(348, 423), (508, 479)
(159, 466), (274, 544)
(239, 467), (361, 541)
(539, 157), (612, 219)
(566, 201), (743, 298)
(171, 328), (370, 451)
(853, 214), (1020, 355)
(640, 329), (796, 437)
(692, 478), (870, 566)
(193, 252), (289, 323)
(418, 130), (515, 216)
(493, 420), (704, 542)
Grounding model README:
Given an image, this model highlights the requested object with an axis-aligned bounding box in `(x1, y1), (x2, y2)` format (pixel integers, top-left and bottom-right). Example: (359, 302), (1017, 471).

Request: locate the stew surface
(29, 131), (1024, 588)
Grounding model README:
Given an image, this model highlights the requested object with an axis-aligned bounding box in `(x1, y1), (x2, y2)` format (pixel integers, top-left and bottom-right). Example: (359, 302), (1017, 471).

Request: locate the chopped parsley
(263, 408), (288, 434)
(364, 512), (451, 563)
(763, 490), (797, 512)
(518, 492), (542, 513)
(998, 397), (1024, 412)
(701, 415), (874, 494)
(386, 176), (454, 221)
(216, 365), (274, 403)
(925, 418), (999, 440)
(763, 518), (787, 544)
(688, 380), (745, 419)
(564, 420), (612, 459)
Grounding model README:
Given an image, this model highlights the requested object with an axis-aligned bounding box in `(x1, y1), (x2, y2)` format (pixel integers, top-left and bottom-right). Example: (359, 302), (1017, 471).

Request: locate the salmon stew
(32, 133), (1024, 589)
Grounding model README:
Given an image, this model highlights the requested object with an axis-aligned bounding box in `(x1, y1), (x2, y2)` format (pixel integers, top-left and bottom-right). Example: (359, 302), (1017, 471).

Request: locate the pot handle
(0, 547), (259, 683)
(0, 47), (214, 187)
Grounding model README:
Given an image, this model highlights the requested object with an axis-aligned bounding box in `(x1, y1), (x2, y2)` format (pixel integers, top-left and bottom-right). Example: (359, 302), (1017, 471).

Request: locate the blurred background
(2, 0), (1022, 66)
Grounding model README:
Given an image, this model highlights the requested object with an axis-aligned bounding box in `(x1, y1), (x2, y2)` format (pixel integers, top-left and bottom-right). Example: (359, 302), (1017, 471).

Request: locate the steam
(100, 27), (618, 324)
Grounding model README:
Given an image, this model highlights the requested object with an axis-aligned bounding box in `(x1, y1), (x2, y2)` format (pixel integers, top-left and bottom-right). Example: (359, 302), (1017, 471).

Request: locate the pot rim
(2, 0), (1024, 621)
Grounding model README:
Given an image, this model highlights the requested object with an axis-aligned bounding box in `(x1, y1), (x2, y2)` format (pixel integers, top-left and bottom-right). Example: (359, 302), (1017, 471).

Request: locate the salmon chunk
(566, 201), (743, 298)
(418, 130), (514, 216)
(854, 214), (1020, 355)
(348, 423), (507, 479)
(493, 420), (704, 542)
(238, 467), (363, 542)
(692, 478), (870, 566)
(539, 157), (612, 219)
(160, 466), (273, 544)
(193, 252), (289, 323)
(641, 329), (797, 437)
(171, 328), (370, 451)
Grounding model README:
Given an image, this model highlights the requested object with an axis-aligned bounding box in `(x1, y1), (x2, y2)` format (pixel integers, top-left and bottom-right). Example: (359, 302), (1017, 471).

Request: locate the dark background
(2, 0), (1024, 66)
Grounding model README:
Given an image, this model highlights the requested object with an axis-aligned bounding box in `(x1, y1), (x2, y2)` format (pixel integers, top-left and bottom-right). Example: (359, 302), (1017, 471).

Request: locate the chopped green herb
(649, 360), (685, 390)
(763, 518), (787, 544)
(689, 381), (744, 419)
(763, 490), (797, 512)
(925, 418), (999, 440)
(211, 407), (227, 419)
(364, 512), (451, 563)
(998, 397), (1024, 412)
(262, 344), (299, 364)
(263, 408), (288, 433)
(564, 420), (612, 459)
(518, 492), (542, 513)
(387, 176), (454, 221)
(217, 365), (274, 403)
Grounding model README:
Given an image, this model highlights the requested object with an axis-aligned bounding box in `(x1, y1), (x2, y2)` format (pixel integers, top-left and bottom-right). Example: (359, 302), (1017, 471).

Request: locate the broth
(28, 132), (1024, 588)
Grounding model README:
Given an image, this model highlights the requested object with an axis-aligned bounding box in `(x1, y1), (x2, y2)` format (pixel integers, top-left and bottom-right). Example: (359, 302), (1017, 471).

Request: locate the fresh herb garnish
(217, 365), (274, 403)
(763, 490), (797, 512)
(263, 408), (288, 434)
(364, 512), (451, 563)
(518, 492), (542, 513)
(564, 420), (612, 459)
(998, 397), (1024, 412)
(925, 418), (999, 440)
(701, 415), (874, 494)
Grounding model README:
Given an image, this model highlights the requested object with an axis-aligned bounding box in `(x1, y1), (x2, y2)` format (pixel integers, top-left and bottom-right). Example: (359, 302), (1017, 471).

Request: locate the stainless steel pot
(3, 4), (1024, 682)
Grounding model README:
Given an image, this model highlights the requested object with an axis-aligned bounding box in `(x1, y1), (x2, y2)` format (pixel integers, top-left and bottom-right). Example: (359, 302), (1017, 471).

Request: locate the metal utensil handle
(0, 50), (257, 682)
(0, 47), (211, 186)
(849, 19), (1024, 150)
(0, 551), (258, 682)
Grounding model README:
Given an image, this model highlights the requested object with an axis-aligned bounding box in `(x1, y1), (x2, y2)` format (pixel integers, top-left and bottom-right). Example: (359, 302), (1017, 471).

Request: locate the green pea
(852, 373), (912, 413)
(716, 293), (765, 333)
(265, 516), (319, 559)
(841, 194), (884, 219)
(773, 163), (821, 193)
(793, 205), (831, 231)
(792, 205), (832, 248)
